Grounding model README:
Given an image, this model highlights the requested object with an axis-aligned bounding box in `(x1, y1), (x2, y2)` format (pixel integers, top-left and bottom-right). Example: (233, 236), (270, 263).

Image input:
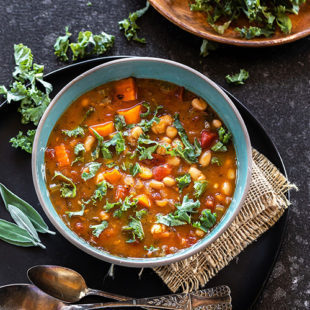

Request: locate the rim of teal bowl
(32, 57), (252, 268)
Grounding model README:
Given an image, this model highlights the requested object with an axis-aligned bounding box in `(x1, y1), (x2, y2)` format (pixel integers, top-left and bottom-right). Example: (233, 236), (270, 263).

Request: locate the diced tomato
(74, 221), (88, 236)
(200, 130), (217, 149)
(115, 185), (128, 201)
(152, 164), (172, 181)
(205, 195), (215, 212)
(175, 87), (184, 100)
(45, 148), (55, 160)
(142, 154), (166, 166)
(151, 191), (162, 200)
(135, 194), (151, 208)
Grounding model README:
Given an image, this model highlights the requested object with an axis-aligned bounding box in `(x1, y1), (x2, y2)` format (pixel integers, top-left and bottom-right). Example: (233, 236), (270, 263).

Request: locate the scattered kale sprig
(119, 1), (150, 43)
(54, 28), (115, 61)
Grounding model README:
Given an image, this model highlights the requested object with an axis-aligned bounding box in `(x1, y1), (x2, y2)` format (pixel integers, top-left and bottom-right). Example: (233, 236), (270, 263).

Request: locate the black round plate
(0, 57), (289, 310)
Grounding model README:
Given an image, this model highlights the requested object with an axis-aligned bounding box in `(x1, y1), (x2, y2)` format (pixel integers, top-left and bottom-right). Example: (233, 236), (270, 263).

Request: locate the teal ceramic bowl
(32, 57), (252, 267)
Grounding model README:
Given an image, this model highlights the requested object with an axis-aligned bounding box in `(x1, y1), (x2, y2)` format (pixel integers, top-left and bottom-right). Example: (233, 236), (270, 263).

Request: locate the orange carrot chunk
(114, 77), (137, 102)
(90, 121), (115, 137)
(54, 144), (70, 167)
(135, 194), (151, 208)
(117, 104), (141, 125)
(103, 169), (122, 184)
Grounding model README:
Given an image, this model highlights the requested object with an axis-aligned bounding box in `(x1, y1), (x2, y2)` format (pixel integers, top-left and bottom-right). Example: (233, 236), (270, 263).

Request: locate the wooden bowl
(149, 0), (310, 47)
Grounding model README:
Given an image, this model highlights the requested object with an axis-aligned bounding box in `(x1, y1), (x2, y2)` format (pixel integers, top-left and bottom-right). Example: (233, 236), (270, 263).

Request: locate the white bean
(149, 180), (165, 190)
(191, 98), (207, 111)
(227, 168), (235, 180)
(163, 176), (176, 187)
(189, 166), (206, 181)
(199, 150), (211, 167)
(221, 181), (232, 196)
(167, 156), (181, 166)
(84, 135), (95, 152)
(166, 126), (178, 139)
(212, 119), (222, 128)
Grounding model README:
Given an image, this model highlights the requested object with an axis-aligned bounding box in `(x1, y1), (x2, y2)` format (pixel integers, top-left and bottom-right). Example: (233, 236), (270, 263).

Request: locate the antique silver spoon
(0, 283), (232, 310)
(27, 265), (129, 303)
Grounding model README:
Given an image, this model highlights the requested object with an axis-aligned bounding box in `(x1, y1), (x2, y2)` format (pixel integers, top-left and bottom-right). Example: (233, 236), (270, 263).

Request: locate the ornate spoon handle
(65, 285), (231, 310)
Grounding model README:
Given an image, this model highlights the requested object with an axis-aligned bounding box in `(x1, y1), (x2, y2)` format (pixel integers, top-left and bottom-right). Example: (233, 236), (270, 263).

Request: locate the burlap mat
(154, 149), (297, 293)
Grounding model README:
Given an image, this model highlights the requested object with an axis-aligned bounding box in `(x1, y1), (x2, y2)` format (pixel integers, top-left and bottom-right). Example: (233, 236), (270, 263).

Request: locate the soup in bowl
(32, 58), (251, 267)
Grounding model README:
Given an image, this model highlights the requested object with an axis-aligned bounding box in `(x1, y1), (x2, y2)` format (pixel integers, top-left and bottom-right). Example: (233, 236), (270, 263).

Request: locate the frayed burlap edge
(154, 149), (298, 293)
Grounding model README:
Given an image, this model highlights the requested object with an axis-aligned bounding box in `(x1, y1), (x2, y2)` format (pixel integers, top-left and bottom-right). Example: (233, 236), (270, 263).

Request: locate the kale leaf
(52, 171), (77, 198)
(200, 39), (218, 57)
(173, 113), (201, 163)
(193, 209), (217, 233)
(62, 126), (85, 137)
(90, 220), (108, 237)
(225, 69), (249, 85)
(176, 173), (191, 193)
(66, 204), (85, 218)
(81, 162), (102, 181)
(54, 30), (115, 62)
(114, 114), (126, 131)
(119, 1), (150, 43)
(10, 129), (36, 154)
(92, 180), (113, 201)
(123, 216), (145, 242)
(156, 195), (200, 226)
(193, 180), (208, 198)
(0, 44), (52, 127)
(54, 26), (72, 61)
(130, 163), (142, 177)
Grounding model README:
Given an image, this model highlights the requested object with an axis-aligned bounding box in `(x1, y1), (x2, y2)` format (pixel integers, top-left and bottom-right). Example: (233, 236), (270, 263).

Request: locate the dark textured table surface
(0, 1), (309, 309)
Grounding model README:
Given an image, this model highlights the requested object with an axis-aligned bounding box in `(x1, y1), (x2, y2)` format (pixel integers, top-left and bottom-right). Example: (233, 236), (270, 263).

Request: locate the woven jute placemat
(154, 149), (297, 293)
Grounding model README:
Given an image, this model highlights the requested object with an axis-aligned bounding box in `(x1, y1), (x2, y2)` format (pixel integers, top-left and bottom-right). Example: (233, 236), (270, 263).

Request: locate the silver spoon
(27, 265), (130, 303)
(0, 283), (232, 310)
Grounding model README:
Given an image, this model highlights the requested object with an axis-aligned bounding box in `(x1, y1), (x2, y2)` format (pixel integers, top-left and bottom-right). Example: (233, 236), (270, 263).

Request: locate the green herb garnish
(200, 39), (218, 57)
(156, 195), (200, 226)
(193, 180), (208, 198)
(211, 141), (227, 152)
(72, 143), (85, 165)
(10, 129), (36, 154)
(173, 113), (201, 163)
(119, 1), (150, 43)
(53, 171), (77, 198)
(225, 69), (249, 85)
(130, 163), (142, 177)
(92, 180), (113, 201)
(104, 200), (122, 211)
(114, 114), (126, 131)
(211, 157), (221, 166)
(144, 245), (159, 253)
(123, 216), (145, 243)
(218, 127), (232, 144)
(90, 221), (108, 237)
(176, 173), (191, 193)
(0, 44), (52, 128)
(54, 26), (72, 61)
(62, 126), (84, 137)
(66, 204), (85, 218)
(81, 162), (102, 181)
(193, 209), (217, 233)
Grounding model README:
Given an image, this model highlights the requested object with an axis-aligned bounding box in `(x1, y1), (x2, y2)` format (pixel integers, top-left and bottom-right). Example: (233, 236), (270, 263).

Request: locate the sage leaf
(7, 204), (40, 242)
(0, 219), (45, 248)
(0, 183), (55, 235)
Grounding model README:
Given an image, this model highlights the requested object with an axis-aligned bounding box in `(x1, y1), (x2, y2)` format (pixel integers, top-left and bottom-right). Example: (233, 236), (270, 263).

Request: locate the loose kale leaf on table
(225, 69), (249, 85)
(119, 1), (150, 43)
